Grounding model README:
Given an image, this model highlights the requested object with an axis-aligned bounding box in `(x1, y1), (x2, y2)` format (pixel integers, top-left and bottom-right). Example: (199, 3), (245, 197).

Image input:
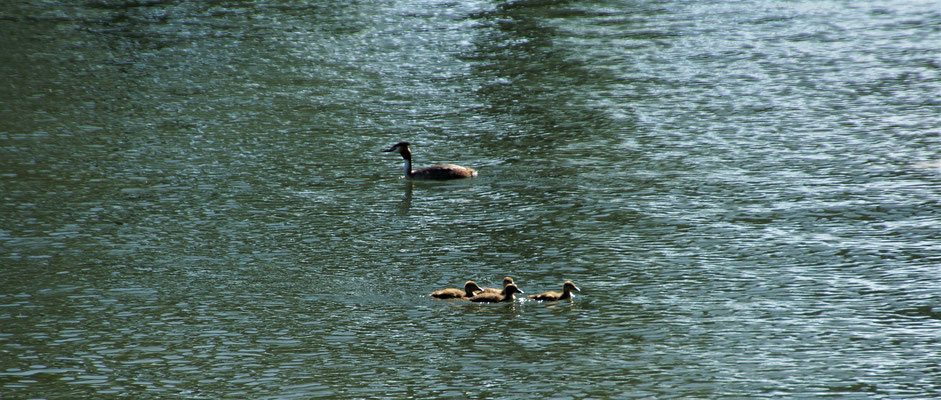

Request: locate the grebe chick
(430, 281), (483, 299)
(468, 283), (524, 303)
(481, 277), (515, 294)
(527, 281), (580, 302)
(383, 142), (478, 180)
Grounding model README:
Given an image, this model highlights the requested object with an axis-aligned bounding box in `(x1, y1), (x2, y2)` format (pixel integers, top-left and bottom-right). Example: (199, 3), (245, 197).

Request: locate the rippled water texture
(2, 0), (940, 398)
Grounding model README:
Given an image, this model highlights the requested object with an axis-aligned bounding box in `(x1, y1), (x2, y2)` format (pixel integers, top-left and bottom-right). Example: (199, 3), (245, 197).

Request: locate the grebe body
(383, 142), (478, 180)
(527, 281), (580, 301)
(468, 283), (524, 303)
(430, 281), (483, 299)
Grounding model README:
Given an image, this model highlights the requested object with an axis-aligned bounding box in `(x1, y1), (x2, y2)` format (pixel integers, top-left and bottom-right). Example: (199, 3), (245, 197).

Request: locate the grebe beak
(382, 145), (397, 152)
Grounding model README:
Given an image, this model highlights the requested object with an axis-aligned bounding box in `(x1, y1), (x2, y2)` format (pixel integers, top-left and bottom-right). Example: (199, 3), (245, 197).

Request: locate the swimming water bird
(481, 277), (515, 294)
(527, 281), (580, 301)
(383, 142), (478, 180)
(430, 281), (483, 299)
(469, 283), (524, 303)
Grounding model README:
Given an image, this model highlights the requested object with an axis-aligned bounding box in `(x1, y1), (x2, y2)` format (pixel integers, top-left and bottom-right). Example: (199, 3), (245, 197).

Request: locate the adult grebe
(468, 283), (524, 303)
(527, 281), (580, 301)
(383, 142), (478, 180)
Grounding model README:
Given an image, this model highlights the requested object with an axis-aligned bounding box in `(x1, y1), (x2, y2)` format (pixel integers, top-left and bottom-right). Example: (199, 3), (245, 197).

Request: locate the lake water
(1, 0), (939, 398)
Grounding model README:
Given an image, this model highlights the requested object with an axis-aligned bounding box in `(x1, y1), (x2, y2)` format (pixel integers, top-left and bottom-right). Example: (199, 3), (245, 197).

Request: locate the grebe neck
(403, 158), (413, 177)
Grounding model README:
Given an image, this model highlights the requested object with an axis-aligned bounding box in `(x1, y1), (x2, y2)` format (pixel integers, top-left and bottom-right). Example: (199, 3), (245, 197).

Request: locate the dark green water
(2, 0), (939, 398)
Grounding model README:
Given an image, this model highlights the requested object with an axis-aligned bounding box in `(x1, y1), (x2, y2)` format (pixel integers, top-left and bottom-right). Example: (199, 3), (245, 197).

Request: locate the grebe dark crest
(527, 281), (580, 301)
(468, 283), (524, 303)
(383, 142), (478, 180)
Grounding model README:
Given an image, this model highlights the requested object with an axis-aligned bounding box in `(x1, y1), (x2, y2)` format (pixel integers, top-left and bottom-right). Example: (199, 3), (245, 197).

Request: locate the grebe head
(464, 281), (483, 293)
(383, 142), (412, 160)
(562, 281), (580, 293)
(502, 277), (515, 287)
(504, 283), (523, 296)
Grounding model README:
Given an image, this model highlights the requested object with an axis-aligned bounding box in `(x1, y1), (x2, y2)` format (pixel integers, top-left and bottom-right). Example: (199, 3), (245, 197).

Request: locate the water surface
(2, 0), (940, 398)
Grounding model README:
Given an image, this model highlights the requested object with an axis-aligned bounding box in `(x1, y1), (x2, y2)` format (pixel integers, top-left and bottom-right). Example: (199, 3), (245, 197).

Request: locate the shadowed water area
(1, 0), (940, 398)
